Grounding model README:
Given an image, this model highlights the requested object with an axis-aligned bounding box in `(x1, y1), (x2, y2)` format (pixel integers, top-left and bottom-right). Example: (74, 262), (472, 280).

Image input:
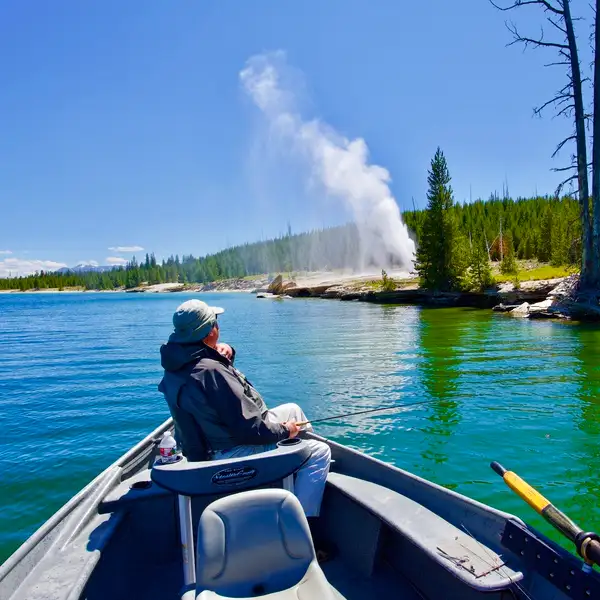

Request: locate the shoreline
(2, 272), (593, 320)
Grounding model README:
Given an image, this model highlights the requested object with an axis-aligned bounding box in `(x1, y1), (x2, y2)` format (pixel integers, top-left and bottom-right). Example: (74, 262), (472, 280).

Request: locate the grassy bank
(493, 263), (575, 284)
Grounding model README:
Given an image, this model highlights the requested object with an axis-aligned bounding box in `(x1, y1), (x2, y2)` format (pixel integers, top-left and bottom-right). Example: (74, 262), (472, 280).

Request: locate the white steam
(240, 52), (415, 271)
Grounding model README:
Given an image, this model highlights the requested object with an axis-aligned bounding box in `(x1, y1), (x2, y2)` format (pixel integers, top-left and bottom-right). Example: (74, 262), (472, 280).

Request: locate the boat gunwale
(0, 417), (173, 581)
(313, 432), (525, 525)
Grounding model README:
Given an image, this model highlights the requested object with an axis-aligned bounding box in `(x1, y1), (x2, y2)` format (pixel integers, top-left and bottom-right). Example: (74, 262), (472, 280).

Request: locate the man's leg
(292, 439), (331, 517)
(265, 403), (330, 517)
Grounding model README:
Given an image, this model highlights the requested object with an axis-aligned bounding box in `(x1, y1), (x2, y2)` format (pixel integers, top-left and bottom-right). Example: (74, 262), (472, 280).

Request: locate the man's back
(159, 340), (288, 458)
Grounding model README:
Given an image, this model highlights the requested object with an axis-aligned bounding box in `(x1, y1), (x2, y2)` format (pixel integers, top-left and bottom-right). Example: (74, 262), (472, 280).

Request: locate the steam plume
(240, 52), (415, 271)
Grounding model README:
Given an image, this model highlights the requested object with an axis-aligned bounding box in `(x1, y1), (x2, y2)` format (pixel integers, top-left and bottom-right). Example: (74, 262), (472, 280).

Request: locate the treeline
(0, 226), (362, 291)
(0, 191), (580, 292)
(404, 194), (580, 266)
(413, 147), (578, 292)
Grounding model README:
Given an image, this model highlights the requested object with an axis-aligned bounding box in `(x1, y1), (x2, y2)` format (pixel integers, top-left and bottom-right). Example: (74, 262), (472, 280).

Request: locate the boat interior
(2, 424), (599, 600)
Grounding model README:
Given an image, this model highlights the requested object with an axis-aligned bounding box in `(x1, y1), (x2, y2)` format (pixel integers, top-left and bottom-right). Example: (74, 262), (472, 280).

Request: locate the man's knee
(306, 440), (331, 465)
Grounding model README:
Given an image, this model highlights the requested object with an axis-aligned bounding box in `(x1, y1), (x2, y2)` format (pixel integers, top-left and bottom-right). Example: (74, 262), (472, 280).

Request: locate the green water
(1, 292), (599, 562)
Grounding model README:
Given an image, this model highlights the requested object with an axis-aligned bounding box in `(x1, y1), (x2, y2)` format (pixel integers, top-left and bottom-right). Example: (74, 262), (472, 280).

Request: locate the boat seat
(195, 489), (345, 599)
(152, 439), (311, 497)
(326, 472), (523, 592)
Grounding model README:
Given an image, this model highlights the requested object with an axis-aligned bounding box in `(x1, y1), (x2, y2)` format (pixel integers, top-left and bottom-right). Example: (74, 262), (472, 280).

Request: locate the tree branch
(552, 134), (577, 157)
(556, 174), (579, 195)
(534, 93), (573, 115)
(556, 103), (575, 117)
(547, 16), (568, 34)
(544, 60), (571, 67)
(506, 21), (569, 49)
(490, 0), (564, 15)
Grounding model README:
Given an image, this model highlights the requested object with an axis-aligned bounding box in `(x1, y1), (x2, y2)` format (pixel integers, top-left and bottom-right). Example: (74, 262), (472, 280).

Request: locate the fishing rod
(295, 398), (437, 427)
(491, 462), (600, 568)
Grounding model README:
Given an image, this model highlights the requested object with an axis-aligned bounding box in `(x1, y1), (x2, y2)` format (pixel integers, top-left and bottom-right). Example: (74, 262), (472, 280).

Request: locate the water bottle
(158, 430), (180, 464)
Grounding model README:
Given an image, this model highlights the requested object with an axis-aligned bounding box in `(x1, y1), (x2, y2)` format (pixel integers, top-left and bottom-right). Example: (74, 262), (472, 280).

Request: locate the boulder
(528, 298), (554, 314)
(268, 274), (284, 295)
(510, 302), (530, 318)
(492, 303), (520, 313)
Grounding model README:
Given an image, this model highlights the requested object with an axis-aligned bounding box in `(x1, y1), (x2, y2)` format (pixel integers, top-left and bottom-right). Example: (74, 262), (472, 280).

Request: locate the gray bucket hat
(169, 299), (224, 344)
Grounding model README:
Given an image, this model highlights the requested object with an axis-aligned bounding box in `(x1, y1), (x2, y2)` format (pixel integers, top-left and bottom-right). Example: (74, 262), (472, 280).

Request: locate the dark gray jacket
(158, 342), (288, 460)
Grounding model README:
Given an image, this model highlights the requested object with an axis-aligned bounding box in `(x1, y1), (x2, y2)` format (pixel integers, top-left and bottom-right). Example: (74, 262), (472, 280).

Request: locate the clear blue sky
(0, 0), (589, 274)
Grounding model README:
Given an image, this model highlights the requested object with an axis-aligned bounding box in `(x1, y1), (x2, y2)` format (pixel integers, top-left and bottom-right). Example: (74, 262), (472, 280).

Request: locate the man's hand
(216, 343), (233, 361)
(283, 420), (300, 438)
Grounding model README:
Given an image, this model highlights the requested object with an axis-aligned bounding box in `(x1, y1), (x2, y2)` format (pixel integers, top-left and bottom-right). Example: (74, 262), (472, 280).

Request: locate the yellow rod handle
(503, 471), (551, 514)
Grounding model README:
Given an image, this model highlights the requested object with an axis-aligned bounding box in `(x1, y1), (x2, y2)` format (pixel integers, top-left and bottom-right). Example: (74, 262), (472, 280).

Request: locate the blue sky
(0, 0), (591, 275)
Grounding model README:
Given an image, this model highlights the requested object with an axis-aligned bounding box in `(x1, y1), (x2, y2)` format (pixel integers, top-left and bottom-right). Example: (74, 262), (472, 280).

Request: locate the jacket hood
(160, 342), (210, 372)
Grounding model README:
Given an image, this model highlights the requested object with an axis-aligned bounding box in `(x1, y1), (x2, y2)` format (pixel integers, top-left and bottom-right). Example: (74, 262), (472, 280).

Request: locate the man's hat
(169, 299), (224, 344)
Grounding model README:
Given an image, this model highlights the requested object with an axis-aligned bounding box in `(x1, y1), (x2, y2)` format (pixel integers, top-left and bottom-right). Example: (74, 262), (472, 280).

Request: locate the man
(158, 299), (331, 519)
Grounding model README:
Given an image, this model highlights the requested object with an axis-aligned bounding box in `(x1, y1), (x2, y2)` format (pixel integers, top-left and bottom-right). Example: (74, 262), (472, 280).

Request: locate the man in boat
(158, 299), (331, 519)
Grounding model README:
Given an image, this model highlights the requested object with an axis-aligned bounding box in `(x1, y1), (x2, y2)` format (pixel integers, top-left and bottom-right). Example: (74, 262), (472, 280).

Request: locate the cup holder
(130, 480), (153, 491)
(277, 438), (302, 447)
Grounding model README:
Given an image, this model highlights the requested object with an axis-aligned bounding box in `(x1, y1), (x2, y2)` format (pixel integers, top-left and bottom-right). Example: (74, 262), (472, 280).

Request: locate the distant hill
(56, 263), (115, 274)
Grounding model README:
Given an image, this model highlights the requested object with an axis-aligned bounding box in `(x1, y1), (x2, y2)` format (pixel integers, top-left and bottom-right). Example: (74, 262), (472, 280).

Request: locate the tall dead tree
(593, 0), (600, 288)
(492, 0), (598, 292)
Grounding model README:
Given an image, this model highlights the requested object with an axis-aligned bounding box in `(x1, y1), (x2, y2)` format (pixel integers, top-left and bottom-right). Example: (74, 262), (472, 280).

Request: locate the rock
(286, 284), (332, 298)
(267, 274), (284, 294)
(320, 285), (347, 299)
(548, 274), (579, 299)
(529, 311), (561, 320)
(497, 278), (566, 304)
(492, 303), (521, 313)
(267, 274), (297, 295)
(510, 302), (530, 317)
(528, 298), (554, 314)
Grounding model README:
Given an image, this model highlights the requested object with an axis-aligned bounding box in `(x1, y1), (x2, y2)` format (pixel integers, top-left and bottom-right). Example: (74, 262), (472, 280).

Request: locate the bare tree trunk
(592, 0), (600, 290)
(563, 0), (593, 289)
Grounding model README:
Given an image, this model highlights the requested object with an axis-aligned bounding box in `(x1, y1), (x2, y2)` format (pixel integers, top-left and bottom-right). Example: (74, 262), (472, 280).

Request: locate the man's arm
(201, 365), (289, 444)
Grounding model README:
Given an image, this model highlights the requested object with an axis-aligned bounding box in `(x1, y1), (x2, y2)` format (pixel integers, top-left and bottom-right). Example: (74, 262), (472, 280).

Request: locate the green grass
(494, 263), (575, 283)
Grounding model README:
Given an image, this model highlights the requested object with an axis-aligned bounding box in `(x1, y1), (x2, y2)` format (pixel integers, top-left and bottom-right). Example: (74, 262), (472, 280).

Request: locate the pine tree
(415, 148), (467, 290)
(500, 231), (518, 274)
(470, 236), (495, 290)
(538, 209), (553, 262)
(551, 219), (569, 266)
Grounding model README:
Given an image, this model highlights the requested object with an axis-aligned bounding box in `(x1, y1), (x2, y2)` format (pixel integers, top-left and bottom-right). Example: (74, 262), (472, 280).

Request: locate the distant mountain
(56, 263), (115, 274)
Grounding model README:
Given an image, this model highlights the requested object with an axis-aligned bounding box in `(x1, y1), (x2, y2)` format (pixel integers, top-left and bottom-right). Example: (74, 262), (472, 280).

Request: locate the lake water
(1, 292), (599, 562)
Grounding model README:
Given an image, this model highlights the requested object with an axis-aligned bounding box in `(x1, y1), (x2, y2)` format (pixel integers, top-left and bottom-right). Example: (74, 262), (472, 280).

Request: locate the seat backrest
(152, 439), (311, 497)
(196, 489), (315, 597)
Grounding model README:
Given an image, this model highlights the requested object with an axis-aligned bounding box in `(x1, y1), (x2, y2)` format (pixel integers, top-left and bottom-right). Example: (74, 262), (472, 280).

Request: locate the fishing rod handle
(492, 463), (590, 545)
(491, 462), (552, 514)
(491, 462), (581, 540)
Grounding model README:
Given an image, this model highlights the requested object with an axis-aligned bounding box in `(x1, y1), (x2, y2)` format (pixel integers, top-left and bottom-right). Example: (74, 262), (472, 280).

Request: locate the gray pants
(211, 403), (331, 517)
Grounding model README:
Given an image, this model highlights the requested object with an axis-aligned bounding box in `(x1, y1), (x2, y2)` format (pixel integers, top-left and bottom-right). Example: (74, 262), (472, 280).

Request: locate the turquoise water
(1, 292), (600, 562)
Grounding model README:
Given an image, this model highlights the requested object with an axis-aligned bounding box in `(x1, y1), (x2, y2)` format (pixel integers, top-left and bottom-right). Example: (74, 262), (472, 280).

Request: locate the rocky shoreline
(260, 273), (599, 321)
(5, 272), (598, 320)
(283, 277), (561, 306)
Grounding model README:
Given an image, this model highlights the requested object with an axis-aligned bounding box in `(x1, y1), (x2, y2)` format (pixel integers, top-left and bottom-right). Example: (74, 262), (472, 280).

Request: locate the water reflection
(417, 309), (466, 469)
(572, 324), (600, 510)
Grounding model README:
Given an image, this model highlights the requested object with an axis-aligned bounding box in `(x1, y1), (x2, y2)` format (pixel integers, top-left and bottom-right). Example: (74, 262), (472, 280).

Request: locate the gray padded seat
(195, 489), (344, 599)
